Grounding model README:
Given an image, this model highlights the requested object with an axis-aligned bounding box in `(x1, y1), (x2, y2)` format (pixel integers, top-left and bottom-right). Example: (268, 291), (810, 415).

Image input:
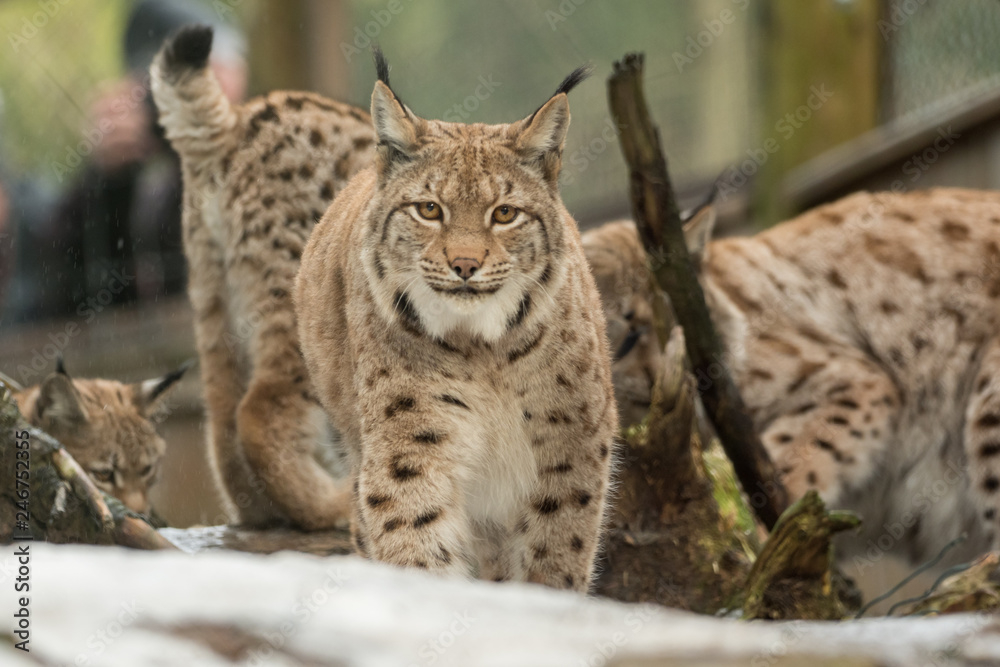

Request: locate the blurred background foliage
(3, 0), (1000, 224)
(0, 0), (126, 182)
(0, 0), (749, 222)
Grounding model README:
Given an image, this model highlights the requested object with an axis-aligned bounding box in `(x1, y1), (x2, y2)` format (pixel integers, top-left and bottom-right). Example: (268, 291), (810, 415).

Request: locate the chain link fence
(883, 0), (1000, 121)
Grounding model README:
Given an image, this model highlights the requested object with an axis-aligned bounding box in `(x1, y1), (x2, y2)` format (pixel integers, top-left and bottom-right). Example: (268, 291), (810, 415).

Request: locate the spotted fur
(585, 188), (1000, 566)
(296, 60), (616, 590)
(150, 25), (375, 529)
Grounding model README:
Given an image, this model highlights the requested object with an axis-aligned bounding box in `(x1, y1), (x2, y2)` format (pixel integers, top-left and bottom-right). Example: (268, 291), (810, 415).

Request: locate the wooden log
(741, 491), (860, 620)
(596, 328), (753, 611)
(894, 552), (1000, 616)
(606, 52), (789, 529)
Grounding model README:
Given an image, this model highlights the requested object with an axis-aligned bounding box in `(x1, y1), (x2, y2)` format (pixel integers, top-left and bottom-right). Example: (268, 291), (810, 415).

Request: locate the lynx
(295, 54), (617, 590)
(150, 26), (375, 529)
(6, 360), (187, 514)
(585, 187), (1000, 567)
(581, 200), (715, 427)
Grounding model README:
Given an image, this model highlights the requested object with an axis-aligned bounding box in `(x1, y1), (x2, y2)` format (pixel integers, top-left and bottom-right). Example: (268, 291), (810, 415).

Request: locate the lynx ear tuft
(369, 47), (421, 174)
(552, 64), (593, 97)
(373, 45), (392, 89)
(682, 204), (717, 265)
(133, 360), (193, 418)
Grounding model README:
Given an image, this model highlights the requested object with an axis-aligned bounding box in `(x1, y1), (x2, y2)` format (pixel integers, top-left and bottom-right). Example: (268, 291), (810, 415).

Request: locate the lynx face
(14, 363), (188, 514)
(365, 85), (574, 344)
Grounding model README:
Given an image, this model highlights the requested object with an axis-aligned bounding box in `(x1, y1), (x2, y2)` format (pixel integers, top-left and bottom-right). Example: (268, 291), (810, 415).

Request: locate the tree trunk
(596, 328), (753, 612)
(606, 52), (789, 530)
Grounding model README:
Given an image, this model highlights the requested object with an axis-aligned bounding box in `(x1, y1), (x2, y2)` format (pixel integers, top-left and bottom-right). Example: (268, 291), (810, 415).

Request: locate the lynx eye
(414, 201), (442, 221)
(140, 465), (154, 477)
(492, 205), (519, 225)
(90, 468), (114, 484)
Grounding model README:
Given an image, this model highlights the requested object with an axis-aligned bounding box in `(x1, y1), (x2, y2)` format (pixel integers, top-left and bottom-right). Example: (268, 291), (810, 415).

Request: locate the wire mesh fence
(882, 0), (1000, 121)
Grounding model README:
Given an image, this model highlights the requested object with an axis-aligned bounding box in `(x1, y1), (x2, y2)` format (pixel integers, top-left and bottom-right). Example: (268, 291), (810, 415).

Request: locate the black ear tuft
(528, 64), (593, 121)
(553, 64), (593, 97)
(148, 359), (194, 404)
(56, 355), (68, 376)
(372, 45), (407, 109)
(372, 45), (391, 87)
(681, 177), (722, 222)
(163, 24), (214, 73)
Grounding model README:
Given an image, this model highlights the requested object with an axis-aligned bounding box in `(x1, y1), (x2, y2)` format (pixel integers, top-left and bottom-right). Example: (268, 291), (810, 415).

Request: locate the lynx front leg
(521, 431), (612, 592)
(356, 391), (472, 576)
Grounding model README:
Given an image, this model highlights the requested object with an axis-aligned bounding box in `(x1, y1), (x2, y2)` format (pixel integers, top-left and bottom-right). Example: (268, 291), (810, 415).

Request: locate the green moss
(703, 438), (760, 561)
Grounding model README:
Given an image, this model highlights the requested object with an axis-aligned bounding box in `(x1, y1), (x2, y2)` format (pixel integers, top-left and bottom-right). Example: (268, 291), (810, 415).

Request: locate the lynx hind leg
(964, 340), (1000, 545)
(759, 354), (898, 506)
(237, 350), (352, 531)
(183, 200), (276, 526)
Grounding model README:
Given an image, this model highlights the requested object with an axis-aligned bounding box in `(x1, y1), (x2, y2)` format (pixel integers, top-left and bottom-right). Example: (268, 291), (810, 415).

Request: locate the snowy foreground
(2, 543), (999, 666)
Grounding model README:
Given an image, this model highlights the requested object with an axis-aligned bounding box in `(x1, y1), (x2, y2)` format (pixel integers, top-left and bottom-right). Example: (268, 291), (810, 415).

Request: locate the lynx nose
(451, 257), (481, 280)
(121, 491), (148, 514)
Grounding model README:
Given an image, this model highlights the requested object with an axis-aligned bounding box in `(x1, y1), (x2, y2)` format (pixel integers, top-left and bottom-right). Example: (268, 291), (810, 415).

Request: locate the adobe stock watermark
(545, 0), (590, 31)
(441, 75), (503, 122)
(577, 606), (656, 667)
(717, 83), (834, 201)
(11, 262), (134, 386)
(828, 124), (960, 244)
(74, 601), (143, 665)
(561, 117), (621, 187)
(672, 0), (750, 73)
(919, 612), (990, 666)
(878, 0), (930, 41)
(750, 621), (807, 667)
(406, 610), (476, 666)
(899, 126), (960, 183)
(8, 0), (72, 53)
(340, 0), (416, 62)
(211, 0), (249, 21)
(246, 566), (350, 666)
(851, 458), (964, 574)
(47, 76), (151, 183)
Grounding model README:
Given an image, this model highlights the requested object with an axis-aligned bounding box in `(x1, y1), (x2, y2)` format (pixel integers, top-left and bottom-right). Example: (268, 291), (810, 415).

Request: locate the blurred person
(22, 0), (246, 320)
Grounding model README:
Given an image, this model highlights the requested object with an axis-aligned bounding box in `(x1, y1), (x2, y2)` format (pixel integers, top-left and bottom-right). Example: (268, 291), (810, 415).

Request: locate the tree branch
(606, 52), (789, 529)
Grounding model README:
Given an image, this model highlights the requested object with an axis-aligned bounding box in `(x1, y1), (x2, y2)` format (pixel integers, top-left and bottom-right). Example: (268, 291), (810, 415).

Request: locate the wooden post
(752, 0), (882, 223)
(607, 53), (789, 530)
(246, 0), (310, 94)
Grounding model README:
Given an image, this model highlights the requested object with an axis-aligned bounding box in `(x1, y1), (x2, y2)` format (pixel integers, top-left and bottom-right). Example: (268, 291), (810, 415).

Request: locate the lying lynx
(151, 26), (375, 529)
(296, 54), (617, 590)
(7, 360), (187, 514)
(586, 188), (1000, 566)
(582, 200), (715, 427)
